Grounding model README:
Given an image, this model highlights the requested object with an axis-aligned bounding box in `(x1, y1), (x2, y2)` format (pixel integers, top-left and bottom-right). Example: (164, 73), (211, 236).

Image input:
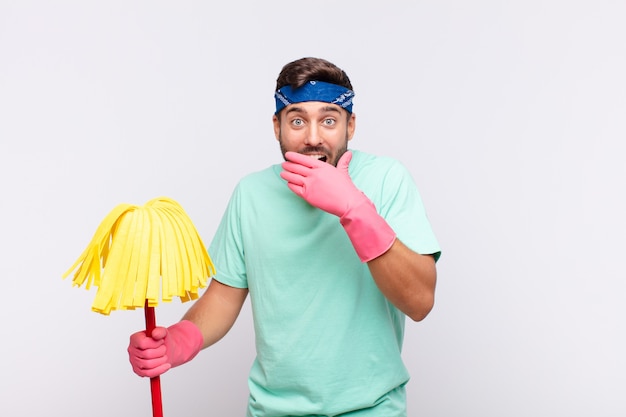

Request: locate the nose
(304, 124), (323, 145)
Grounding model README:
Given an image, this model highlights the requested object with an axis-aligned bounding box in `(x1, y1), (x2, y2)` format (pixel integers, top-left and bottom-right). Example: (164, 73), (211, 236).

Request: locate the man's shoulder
(232, 164), (285, 199)
(350, 149), (407, 175)
(238, 164), (281, 185)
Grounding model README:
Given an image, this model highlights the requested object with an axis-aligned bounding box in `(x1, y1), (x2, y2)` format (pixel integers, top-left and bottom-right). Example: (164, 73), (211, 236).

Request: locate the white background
(1, 1), (625, 416)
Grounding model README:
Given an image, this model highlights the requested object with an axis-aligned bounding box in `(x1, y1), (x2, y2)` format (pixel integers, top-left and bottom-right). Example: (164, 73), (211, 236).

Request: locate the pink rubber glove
(281, 151), (396, 262)
(128, 320), (203, 378)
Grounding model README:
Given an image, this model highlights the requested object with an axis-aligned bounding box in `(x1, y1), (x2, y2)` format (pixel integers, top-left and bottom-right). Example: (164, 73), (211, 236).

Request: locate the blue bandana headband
(274, 80), (355, 115)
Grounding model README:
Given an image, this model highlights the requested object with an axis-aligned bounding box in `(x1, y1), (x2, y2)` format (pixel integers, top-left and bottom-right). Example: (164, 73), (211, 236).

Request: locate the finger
(281, 161), (314, 176)
(286, 182), (304, 197)
(132, 362), (172, 378)
(128, 342), (167, 359)
(131, 352), (168, 370)
(150, 326), (168, 341)
(337, 151), (353, 171)
(280, 167), (308, 184)
(129, 332), (166, 350)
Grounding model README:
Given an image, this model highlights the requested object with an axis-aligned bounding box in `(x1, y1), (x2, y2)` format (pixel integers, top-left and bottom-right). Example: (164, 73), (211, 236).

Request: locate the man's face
(273, 101), (356, 167)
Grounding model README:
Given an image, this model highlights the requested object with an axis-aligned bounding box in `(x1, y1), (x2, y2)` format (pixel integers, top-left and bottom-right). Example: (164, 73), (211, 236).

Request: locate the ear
(347, 112), (356, 141)
(272, 114), (280, 141)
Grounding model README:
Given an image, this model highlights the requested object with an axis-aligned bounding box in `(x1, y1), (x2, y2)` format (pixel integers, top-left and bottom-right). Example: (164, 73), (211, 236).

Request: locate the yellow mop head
(63, 197), (215, 315)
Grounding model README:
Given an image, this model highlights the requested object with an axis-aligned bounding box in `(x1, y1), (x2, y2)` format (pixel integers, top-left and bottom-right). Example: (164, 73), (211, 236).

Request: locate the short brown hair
(275, 57), (354, 92)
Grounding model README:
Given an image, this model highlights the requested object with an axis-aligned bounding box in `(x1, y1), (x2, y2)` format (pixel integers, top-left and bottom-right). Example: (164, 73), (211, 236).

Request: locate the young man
(128, 57), (441, 416)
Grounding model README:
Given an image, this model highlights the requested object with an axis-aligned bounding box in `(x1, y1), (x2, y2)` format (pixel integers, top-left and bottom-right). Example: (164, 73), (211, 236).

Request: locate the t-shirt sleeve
(208, 184), (249, 288)
(378, 162), (441, 262)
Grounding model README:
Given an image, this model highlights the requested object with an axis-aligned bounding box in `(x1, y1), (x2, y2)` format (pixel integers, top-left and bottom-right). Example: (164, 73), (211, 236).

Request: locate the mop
(63, 196), (215, 417)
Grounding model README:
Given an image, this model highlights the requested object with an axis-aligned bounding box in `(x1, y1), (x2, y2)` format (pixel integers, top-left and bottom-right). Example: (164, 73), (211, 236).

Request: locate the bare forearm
(182, 279), (248, 349)
(367, 239), (437, 322)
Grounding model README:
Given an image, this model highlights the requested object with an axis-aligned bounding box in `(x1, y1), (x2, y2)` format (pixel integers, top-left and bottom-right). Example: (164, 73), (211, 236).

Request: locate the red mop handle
(144, 302), (164, 417)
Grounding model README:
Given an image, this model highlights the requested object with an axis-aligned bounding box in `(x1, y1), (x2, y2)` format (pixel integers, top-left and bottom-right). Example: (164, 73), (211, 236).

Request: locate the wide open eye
(291, 118), (304, 127)
(323, 118), (336, 126)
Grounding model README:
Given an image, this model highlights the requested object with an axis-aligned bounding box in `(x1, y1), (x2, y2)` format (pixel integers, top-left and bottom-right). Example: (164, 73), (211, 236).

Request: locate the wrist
(340, 198), (396, 262)
(167, 320), (204, 368)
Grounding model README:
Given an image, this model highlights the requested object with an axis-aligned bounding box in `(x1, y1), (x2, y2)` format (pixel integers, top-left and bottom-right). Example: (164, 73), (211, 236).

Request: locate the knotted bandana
(274, 80), (355, 114)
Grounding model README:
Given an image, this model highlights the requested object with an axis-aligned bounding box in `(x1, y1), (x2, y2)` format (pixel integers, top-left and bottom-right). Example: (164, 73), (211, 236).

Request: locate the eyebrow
(285, 106), (306, 115)
(320, 106), (342, 114)
(285, 105), (342, 116)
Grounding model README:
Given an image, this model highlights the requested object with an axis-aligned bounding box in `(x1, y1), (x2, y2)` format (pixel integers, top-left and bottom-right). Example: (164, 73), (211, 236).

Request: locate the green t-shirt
(209, 150), (440, 417)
